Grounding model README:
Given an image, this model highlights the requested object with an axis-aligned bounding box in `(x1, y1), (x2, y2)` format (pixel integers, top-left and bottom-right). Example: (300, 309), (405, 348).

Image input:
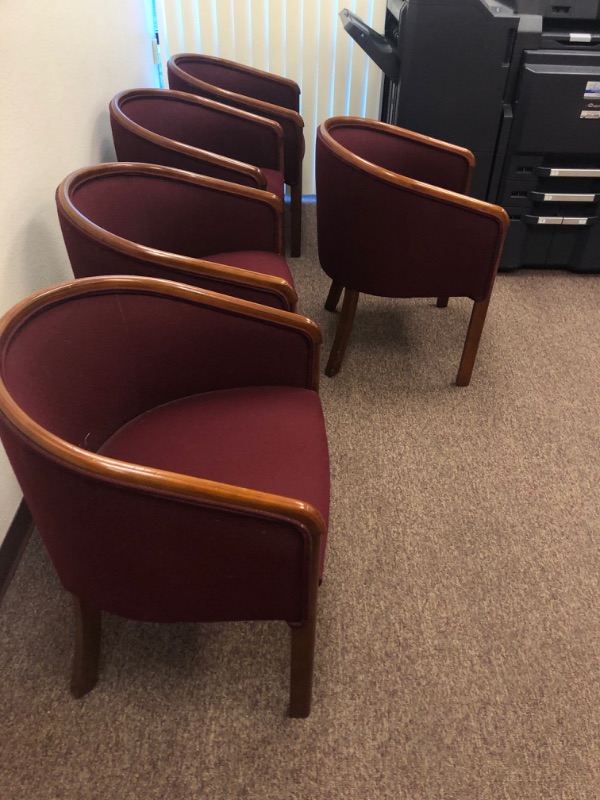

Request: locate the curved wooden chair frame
(0, 277), (325, 717)
(110, 88), (284, 192)
(317, 117), (509, 386)
(57, 162), (297, 311)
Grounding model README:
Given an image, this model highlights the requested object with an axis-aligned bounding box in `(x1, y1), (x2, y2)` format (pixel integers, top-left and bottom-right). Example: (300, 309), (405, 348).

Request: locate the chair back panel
(110, 92), (274, 186)
(331, 125), (471, 193)
(61, 170), (277, 259)
(112, 124), (260, 188)
(122, 93), (273, 162)
(170, 56), (300, 111)
(2, 289), (311, 450)
(316, 132), (504, 300)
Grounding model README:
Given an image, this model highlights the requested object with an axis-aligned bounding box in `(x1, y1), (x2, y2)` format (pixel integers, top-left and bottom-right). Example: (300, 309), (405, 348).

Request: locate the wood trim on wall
(0, 499), (34, 606)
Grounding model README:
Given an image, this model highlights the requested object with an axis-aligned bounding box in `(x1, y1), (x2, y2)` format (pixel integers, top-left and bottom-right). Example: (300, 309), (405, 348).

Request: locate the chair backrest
(168, 53), (301, 111)
(168, 54), (304, 187)
(56, 163), (293, 308)
(327, 124), (474, 194)
(0, 277), (321, 623)
(110, 89), (281, 188)
(316, 117), (508, 300)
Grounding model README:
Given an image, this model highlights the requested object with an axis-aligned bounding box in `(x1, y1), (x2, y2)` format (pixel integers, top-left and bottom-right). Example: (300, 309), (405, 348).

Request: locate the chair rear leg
(290, 181), (302, 258)
(456, 296), (492, 387)
(289, 617), (317, 718)
(325, 289), (359, 377)
(436, 297), (449, 308)
(70, 596), (101, 698)
(325, 280), (343, 312)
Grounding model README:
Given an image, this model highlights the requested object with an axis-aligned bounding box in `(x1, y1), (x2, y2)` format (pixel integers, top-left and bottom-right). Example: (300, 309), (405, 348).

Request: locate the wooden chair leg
(289, 617), (317, 718)
(456, 296), (492, 387)
(290, 181), (302, 258)
(436, 296), (449, 308)
(70, 597), (101, 698)
(325, 280), (343, 312)
(325, 289), (359, 377)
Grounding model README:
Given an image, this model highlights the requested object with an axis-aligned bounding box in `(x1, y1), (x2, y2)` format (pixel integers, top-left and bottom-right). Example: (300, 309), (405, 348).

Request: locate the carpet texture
(1, 202), (598, 799)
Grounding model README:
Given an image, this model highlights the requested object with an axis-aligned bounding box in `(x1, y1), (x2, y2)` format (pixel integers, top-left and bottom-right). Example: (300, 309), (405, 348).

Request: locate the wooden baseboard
(0, 499), (34, 606)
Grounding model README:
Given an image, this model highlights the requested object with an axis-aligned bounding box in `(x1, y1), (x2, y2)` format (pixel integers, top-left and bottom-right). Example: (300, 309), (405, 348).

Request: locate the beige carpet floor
(1, 203), (599, 799)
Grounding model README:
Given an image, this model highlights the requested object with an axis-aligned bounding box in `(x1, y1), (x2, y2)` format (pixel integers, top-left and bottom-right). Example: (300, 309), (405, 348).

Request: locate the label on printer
(581, 86), (600, 118)
(584, 82), (600, 97)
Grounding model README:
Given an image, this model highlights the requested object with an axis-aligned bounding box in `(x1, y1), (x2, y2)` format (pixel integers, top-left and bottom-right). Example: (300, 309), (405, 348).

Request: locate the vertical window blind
(154, 0), (386, 194)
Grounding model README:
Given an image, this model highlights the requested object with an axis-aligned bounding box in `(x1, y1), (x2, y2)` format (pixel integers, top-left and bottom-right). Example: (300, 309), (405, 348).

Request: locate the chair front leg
(436, 297), (449, 308)
(289, 616), (317, 718)
(456, 295), (492, 387)
(325, 280), (344, 312)
(70, 596), (101, 698)
(325, 289), (359, 377)
(290, 180), (302, 258)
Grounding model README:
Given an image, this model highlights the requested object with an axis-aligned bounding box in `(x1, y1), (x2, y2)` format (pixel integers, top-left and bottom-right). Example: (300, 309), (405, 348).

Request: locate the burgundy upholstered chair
(167, 54), (304, 257)
(110, 88), (286, 217)
(57, 162), (297, 311)
(0, 276), (329, 717)
(316, 117), (509, 385)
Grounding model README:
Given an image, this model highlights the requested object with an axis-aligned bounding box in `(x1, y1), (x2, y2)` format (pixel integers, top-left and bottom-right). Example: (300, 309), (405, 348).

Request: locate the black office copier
(341, 0), (600, 271)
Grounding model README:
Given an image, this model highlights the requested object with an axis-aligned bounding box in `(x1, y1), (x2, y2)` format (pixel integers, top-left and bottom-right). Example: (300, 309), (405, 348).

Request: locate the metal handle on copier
(562, 216), (599, 226)
(542, 33), (600, 46)
(524, 216), (563, 225)
(536, 168), (600, 178)
(529, 192), (599, 202)
(524, 215), (598, 226)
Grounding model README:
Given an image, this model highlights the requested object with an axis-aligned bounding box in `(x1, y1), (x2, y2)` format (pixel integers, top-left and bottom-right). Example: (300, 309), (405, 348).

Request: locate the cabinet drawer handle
(524, 216), (563, 225)
(529, 192), (598, 203)
(522, 215), (598, 226)
(561, 217), (598, 226)
(536, 168), (600, 178)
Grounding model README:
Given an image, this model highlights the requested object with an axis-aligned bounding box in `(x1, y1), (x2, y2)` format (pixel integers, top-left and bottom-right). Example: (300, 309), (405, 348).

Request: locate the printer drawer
(501, 207), (600, 271)
(503, 156), (600, 186)
(501, 180), (600, 206)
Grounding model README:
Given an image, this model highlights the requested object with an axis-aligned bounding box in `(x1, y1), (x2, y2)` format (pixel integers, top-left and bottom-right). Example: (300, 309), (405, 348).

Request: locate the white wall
(0, 0), (158, 545)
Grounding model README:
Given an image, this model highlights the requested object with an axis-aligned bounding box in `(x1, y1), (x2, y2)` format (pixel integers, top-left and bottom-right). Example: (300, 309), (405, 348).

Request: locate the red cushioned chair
(316, 117), (509, 385)
(167, 54), (304, 257)
(110, 88), (286, 223)
(57, 162), (297, 311)
(0, 276), (329, 717)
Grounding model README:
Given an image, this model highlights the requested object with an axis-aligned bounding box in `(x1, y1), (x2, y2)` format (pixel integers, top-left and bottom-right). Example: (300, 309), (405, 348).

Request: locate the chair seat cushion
(99, 386), (329, 569)
(203, 250), (295, 289)
(261, 168), (285, 199)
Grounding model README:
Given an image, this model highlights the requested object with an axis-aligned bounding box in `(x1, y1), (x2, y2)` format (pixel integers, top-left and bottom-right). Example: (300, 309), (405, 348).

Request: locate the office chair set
(0, 54), (508, 717)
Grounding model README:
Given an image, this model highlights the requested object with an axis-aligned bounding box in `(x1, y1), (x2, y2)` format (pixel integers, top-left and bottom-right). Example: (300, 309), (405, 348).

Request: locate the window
(152, 1), (385, 193)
